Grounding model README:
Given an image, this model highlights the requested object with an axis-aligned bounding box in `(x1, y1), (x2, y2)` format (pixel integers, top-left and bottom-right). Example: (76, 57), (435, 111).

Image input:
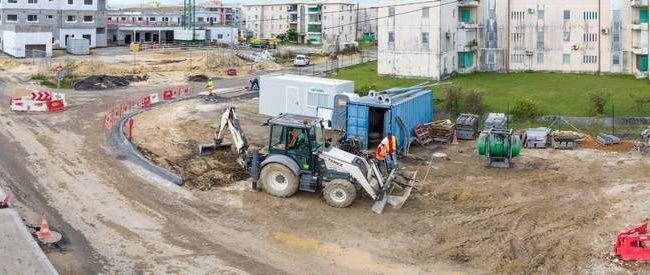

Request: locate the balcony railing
(632, 0), (649, 8)
(307, 7), (321, 13)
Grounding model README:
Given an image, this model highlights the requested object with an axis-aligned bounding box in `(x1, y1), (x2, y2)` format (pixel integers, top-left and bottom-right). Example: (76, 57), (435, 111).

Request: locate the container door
(286, 86), (300, 114)
(346, 103), (370, 149)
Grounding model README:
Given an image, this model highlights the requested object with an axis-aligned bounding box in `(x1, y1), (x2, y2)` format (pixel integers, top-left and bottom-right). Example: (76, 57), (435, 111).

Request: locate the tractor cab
(265, 113), (325, 173)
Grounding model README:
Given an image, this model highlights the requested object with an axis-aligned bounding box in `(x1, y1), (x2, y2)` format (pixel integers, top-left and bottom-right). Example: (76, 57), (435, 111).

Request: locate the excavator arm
(199, 107), (249, 168)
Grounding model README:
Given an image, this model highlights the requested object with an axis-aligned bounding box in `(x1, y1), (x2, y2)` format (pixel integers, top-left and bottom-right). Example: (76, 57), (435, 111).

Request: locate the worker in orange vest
(382, 133), (397, 170)
(375, 139), (388, 175)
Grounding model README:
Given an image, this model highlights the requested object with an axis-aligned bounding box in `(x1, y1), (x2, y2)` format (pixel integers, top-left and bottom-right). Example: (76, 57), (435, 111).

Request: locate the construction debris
(74, 75), (131, 91)
(551, 131), (582, 150)
(484, 113), (507, 130)
(641, 127), (650, 144)
(524, 127), (551, 148)
(455, 114), (479, 140)
(431, 120), (456, 143)
(597, 133), (621, 145)
(187, 74), (210, 82)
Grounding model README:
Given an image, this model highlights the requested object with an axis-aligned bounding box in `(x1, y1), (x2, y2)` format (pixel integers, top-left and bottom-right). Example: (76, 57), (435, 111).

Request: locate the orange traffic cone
(37, 213), (54, 240)
(452, 130), (459, 145)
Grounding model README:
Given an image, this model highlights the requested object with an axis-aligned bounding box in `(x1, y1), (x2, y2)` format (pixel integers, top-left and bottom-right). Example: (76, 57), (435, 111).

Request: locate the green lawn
(332, 61), (650, 117)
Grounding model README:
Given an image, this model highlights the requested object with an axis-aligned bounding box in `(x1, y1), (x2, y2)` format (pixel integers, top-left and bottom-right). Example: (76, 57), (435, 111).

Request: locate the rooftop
(268, 113), (323, 128)
(350, 87), (432, 108)
(263, 74), (354, 86)
(243, 0), (357, 6)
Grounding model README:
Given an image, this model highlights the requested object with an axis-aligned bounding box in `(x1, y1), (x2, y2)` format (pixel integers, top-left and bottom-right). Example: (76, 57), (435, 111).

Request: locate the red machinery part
(613, 223), (650, 261)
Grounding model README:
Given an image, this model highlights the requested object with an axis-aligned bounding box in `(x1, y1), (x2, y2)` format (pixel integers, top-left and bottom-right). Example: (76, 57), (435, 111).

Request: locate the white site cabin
(259, 74), (355, 124)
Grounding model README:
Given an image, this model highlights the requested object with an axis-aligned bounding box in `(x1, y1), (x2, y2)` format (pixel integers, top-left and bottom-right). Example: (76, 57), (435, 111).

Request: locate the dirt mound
(578, 137), (636, 152)
(138, 144), (248, 190)
(187, 74), (209, 82)
(74, 75), (130, 91)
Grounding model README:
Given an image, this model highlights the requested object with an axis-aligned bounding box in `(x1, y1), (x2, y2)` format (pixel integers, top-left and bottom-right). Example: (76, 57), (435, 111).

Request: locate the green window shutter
(640, 10), (649, 23)
(460, 9), (471, 23)
(640, 55), (648, 72)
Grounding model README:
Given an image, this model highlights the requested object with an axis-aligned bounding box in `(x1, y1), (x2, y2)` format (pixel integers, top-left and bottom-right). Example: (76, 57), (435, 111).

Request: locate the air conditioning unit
(601, 27), (610, 35)
(527, 8), (535, 14)
(445, 31), (451, 39)
(572, 44), (579, 50)
(525, 49), (534, 56)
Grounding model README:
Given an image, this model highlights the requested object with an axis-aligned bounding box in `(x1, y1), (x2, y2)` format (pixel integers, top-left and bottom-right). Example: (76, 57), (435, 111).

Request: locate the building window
(422, 7), (429, 18)
(537, 53), (544, 64)
(583, 11), (598, 20)
(83, 15), (93, 22)
(84, 0), (92, 4)
(217, 34), (223, 39)
(583, 55), (597, 64)
(563, 54), (571, 64)
(7, 0), (17, 3)
(307, 89), (328, 108)
(563, 31), (570, 42)
(537, 10), (544, 20)
(583, 33), (597, 42)
(388, 31), (395, 43)
(28, 0), (38, 3)
(389, 7), (395, 17)
(422, 32), (429, 45)
(6, 14), (18, 22)
(537, 31), (544, 49)
(27, 15), (38, 22)
(67, 15), (76, 22)
(96, 27), (105, 34)
(613, 54), (620, 65)
(68, 0), (73, 4)
(512, 33), (524, 43)
(511, 54), (524, 63)
(511, 11), (525, 20)
(563, 10), (570, 20)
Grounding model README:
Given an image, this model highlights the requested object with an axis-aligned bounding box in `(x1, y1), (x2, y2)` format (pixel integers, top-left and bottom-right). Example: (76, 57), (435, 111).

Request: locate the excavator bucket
(198, 139), (232, 155)
(371, 170), (417, 214)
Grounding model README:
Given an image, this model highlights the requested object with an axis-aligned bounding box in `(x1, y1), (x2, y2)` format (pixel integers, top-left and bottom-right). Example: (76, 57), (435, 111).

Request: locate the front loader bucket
(372, 171), (417, 214)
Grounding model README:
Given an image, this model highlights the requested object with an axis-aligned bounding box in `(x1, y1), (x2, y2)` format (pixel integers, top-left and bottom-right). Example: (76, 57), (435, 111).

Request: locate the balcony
(632, 0), (648, 7)
(307, 25), (322, 33)
(632, 22), (648, 30)
(632, 46), (648, 55)
(288, 5), (298, 13)
(457, 0), (479, 7)
(289, 15), (298, 23)
(458, 21), (479, 29)
(307, 6), (321, 14)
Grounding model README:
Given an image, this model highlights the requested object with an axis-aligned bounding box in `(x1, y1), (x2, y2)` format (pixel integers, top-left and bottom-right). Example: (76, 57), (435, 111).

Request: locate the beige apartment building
(378, 0), (650, 80)
(243, 0), (358, 46)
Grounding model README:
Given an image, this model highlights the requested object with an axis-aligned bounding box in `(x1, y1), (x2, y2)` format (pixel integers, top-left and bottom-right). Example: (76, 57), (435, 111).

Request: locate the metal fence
(288, 50), (378, 77)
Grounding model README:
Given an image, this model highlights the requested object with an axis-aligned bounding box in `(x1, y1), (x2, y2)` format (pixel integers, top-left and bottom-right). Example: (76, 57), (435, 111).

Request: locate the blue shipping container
(344, 88), (434, 150)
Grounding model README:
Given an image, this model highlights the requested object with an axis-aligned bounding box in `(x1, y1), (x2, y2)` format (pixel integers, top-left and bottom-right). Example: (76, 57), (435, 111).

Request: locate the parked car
(293, 55), (311, 66)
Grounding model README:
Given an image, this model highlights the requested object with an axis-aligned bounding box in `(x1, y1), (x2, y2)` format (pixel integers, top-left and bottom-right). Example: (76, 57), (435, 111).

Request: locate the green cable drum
(476, 132), (521, 157)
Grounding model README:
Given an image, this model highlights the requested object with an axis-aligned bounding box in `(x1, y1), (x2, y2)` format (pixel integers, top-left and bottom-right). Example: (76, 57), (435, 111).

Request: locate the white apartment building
(243, 0), (358, 46)
(358, 4), (379, 41)
(378, 0), (650, 80)
(107, 6), (239, 45)
(0, 0), (107, 58)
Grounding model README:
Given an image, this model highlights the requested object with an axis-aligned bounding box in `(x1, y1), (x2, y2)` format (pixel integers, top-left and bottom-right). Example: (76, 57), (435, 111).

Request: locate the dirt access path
(132, 98), (650, 274)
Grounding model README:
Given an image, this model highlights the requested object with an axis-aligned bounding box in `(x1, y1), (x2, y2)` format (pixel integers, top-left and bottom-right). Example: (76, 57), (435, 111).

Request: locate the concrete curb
(0, 187), (59, 275)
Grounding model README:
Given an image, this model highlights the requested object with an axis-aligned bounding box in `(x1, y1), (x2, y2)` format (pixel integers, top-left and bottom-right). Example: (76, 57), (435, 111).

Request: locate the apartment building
(0, 0), (107, 58)
(107, 5), (240, 46)
(378, 0), (650, 80)
(243, 0), (358, 46)
(358, 4), (379, 41)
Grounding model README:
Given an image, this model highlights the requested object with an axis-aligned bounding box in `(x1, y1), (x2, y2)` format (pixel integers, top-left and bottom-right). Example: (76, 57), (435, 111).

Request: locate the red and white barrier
(10, 90), (67, 112)
(149, 93), (160, 104)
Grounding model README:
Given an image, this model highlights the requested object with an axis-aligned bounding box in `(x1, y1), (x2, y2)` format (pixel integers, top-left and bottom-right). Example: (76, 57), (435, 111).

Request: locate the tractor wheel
(260, 163), (299, 198)
(322, 179), (357, 208)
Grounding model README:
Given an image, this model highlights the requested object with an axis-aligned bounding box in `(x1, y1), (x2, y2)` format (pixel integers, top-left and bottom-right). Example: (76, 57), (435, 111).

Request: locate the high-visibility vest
(375, 144), (387, 160)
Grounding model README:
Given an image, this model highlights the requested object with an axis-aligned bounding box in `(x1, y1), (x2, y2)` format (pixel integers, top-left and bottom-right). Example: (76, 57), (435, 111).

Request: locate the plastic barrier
(30, 91), (52, 102)
(163, 90), (174, 100)
(9, 97), (28, 111)
(150, 93), (160, 104)
(29, 101), (48, 112)
(46, 100), (65, 112)
(140, 95), (151, 108)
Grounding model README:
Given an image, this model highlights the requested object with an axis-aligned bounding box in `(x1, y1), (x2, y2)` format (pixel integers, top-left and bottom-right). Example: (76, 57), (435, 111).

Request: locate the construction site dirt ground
(130, 97), (650, 274)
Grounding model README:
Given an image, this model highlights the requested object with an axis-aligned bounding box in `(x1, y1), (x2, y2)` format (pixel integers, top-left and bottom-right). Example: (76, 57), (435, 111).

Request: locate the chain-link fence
(288, 50), (378, 77)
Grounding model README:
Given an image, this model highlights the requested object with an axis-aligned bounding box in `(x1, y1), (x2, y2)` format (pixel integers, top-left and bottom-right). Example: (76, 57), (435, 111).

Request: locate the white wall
(2, 31), (53, 58)
(0, 0), (98, 10)
(205, 27), (238, 43)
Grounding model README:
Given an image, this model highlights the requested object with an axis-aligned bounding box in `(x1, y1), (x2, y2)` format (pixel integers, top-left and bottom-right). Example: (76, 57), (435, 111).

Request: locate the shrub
(355, 83), (376, 96)
(510, 97), (543, 120)
(464, 90), (484, 115)
(443, 86), (462, 116)
(589, 93), (607, 116)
